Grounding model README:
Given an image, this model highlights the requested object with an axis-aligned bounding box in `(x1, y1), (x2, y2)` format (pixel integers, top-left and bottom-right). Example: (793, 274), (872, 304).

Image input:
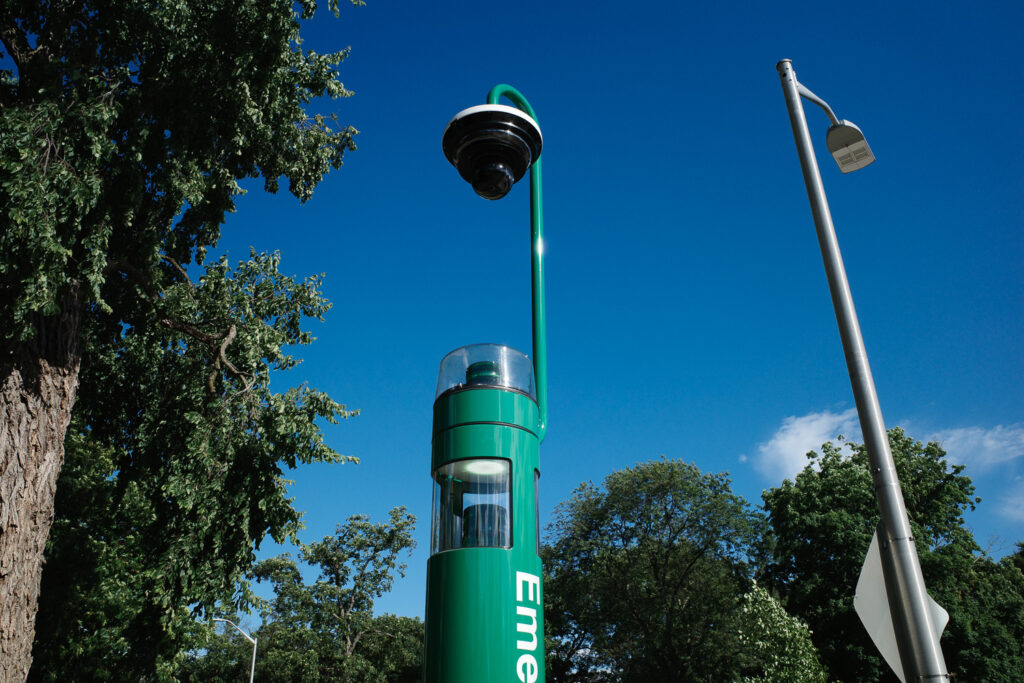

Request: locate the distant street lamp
(213, 617), (257, 683)
(777, 59), (949, 682)
(424, 84), (548, 683)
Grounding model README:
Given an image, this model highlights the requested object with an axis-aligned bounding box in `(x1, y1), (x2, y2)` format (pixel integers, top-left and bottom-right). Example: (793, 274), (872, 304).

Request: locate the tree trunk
(0, 287), (82, 682)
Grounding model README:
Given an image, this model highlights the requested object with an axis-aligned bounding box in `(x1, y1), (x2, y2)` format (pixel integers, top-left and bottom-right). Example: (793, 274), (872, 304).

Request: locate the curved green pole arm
(487, 84), (548, 443)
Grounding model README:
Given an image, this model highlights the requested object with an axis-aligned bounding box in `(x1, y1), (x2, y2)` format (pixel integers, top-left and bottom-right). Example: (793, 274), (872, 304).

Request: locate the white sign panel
(854, 531), (948, 683)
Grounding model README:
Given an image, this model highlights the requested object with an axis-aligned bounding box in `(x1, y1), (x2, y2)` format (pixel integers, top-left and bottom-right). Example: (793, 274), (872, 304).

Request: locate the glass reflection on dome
(435, 343), (536, 399)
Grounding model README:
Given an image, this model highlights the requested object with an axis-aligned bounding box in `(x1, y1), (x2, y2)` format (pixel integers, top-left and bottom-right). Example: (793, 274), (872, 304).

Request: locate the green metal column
(424, 353), (544, 683)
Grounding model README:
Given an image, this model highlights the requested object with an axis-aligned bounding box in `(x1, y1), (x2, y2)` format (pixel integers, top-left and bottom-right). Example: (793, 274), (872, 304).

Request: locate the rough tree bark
(0, 286), (82, 682)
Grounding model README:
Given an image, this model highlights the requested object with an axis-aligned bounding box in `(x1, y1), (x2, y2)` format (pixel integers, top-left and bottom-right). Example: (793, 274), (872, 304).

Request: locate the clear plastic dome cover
(435, 343), (536, 399)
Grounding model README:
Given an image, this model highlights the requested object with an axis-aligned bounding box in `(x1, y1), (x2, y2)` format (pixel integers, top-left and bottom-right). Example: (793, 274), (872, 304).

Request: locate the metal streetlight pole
(424, 84), (548, 683)
(213, 617), (257, 683)
(777, 59), (948, 682)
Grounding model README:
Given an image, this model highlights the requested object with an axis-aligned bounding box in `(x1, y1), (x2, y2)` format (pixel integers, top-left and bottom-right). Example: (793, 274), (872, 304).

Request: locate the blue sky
(208, 1), (1024, 619)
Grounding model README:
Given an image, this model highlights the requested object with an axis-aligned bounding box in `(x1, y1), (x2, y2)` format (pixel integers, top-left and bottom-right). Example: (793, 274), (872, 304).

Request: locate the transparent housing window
(435, 344), (536, 400)
(431, 459), (511, 553)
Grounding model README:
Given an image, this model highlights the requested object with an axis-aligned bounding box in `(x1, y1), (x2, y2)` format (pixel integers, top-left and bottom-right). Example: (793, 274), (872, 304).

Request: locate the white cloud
(926, 424), (1024, 469)
(997, 480), (1024, 522)
(755, 408), (860, 482)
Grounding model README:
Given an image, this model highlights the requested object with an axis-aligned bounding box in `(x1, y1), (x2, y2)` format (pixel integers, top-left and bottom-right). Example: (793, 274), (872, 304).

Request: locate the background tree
(184, 507), (419, 682)
(1, 0), (361, 676)
(542, 459), (769, 682)
(184, 613), (423, 683)
(354, 614), (424, 683)
(1012, 542), (1024, 575)
(177, 616), (263, 683)
(763, 428), (1024, 681)
(733, 584), (829, 683)
(29, 253), (356, 680)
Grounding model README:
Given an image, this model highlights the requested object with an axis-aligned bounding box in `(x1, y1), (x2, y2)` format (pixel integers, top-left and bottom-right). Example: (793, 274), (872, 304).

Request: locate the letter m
(516, 606), (538, 651)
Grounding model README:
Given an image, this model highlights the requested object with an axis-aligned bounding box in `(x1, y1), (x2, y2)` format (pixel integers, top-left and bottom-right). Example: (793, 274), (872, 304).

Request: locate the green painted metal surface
(485, 84), (547, 444)
(425, 385), (545, 683)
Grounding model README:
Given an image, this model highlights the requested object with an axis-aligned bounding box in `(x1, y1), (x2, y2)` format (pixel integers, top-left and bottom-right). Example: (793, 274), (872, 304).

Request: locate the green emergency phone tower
(425, 85), (548, 683)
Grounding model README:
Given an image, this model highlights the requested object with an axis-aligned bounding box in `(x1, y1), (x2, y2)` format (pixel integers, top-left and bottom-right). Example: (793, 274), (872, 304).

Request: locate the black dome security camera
(442, 104), (543, 200)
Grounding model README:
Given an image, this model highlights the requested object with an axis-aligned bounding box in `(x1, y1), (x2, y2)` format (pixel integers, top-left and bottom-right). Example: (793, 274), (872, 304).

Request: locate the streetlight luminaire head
(442, 104), (542, 200)
(826, 119), (875, 173)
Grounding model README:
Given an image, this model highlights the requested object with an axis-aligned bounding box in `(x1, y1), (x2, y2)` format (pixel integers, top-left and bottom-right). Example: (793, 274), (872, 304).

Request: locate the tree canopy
(1, 0), (361, 342)
(542, 459), (774, 682)
(183, 507), (420, 682)
(734, 584), (829, 683)
(1, 0), (362, 677)
(29, 252), (356, 680)
(763, 428), (1024, 681)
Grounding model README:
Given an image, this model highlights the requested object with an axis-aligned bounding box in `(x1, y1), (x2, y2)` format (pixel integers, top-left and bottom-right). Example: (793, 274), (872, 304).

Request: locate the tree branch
(105, 260), (253, 393)
(1, 24), (53, 107)
(216, 324), (253, 392)
(1, 26), (34, 70)
(161, 255), (194, 290)
(158, 316), (222, 345)
(105, 259), (160, 301)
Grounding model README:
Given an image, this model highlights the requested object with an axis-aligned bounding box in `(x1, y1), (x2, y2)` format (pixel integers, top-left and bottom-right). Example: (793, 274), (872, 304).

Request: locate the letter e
(517, 654), (538, 683)
(516, 571), (541, 604)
